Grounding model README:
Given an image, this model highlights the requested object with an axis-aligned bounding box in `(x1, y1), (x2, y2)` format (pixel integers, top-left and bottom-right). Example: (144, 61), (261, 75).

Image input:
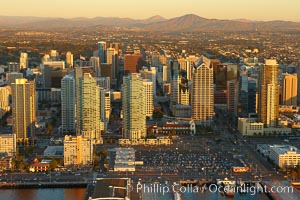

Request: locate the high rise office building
(191, 56), (214, 126)
(140, 67), (157, 97)
(238, 74), (257, 117)
(170, 63), (180, 105)
(0, 87), (10, 119)
(11, 79), (36, 142)
(186, 56), (199, 81)
(281, 73), (297, 106)
(100, 88), (111, 122)
(124, 54), (143, 74)
(258, 59), (279, 127)
(162, 65), (170, 83)
(122, 73), (146, 140)
(20, 52), (28, 70)
(7, 62), (20, 73)
(6, 72), (23, 86)
(76, 73), (103, 141)
(227, 80), (237, 113)
(50, 50), (59, 61)
(107, 47), (119, 80)
(66, 51), (73, 68)
(90, 57), (101, 77)
(98, 41), (107, 63)
(143, 80), (154, 117)
(61, 75), (75, 133)
(179, 82), (189, 105)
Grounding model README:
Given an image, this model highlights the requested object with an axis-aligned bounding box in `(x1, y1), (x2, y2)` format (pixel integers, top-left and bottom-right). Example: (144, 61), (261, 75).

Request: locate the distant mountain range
(1, 14), (300, 32)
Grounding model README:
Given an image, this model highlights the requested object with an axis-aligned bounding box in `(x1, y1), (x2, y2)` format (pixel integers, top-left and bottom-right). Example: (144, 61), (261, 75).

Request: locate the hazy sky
(1, 0), (300, 21)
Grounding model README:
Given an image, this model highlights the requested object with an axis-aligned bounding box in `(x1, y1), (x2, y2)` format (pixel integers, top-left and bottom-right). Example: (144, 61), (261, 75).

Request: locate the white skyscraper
(162, 65), (169, 82)
(76, 73), (103, 141)
(143, 80), (154, 117)
(100, 88), (111, 122)
(20, 52), (28, 70)
(140, 67), (157, 97)
(191, 56), (214, 126)
(106, 47), (118, 79)
(61, 75), (75, 133)
(258, 59), (279, 127)
(0, 87), (10, 119)
(122, 73), (146, 140)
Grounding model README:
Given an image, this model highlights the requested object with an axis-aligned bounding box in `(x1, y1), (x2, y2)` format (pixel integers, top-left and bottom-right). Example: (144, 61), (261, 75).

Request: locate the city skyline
(1, 0), (300, 22)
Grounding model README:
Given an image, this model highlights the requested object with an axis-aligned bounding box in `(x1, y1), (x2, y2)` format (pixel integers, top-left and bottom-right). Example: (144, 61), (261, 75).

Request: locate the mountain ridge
(1, 14), (300, 32)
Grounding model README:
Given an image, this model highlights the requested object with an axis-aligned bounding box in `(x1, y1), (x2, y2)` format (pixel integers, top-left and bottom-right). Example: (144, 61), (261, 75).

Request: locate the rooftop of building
(92, 178), (129, 199)
(270, 145), (300, 155)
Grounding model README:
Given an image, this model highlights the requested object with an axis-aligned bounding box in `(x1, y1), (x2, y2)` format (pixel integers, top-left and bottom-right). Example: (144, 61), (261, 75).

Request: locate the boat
(172, 182), (182, 200)
(173, 191), (182, 200)
(217, 178), (236, 186)
(224, 185), (235, 197)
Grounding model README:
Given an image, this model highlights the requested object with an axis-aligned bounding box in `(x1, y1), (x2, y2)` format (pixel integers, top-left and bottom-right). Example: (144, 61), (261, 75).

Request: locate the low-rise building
(0, 153), (12, 172)
(0, 134), (16, 157)
(44, 146), (64, 158)
(64, 135), (93, 166)
(238, 118), (291, 136)
(29, 163), (50, 172)
(172, 105), (192, 118)
(269, 145), (300, 168)
(238, 118), (264, 136)
(159, 120), (195, 135)
(108, 147), (136, 172)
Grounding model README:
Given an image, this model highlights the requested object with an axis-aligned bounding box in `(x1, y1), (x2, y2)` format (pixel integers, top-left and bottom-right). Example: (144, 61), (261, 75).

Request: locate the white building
(66, 51), (73, 68)
(64, 135), (93, 166)
(0, 87), (10, 119)
(122, 73), (146, 140)
(76, 73), (103, 140)
(140, 67), (156, 97)
(238, 118), (291, 136)
(269, 145), (300, 168)
(143, 80), (154, 117)
(238, 118), (264, 136)
(191, 56), (214, 126)
(20, 52), (28, 69)
(110, 147), (136, 172)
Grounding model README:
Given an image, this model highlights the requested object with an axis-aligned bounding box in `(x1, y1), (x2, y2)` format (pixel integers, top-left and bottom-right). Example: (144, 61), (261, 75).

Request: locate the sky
(1, 0), (300, 21)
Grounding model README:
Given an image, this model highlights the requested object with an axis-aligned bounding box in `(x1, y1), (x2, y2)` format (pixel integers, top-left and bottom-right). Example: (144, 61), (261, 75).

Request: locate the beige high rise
(66, 51), (73, 68)
(258, 59), (279, 127)
(20, 52), (28, 69)
(11, 79), (36, 142)
(122, 73), (146, 140)
(281, 73), (297, 106)
(191, 56), (214, 126)
(0, 87), (10, 119)
(143, 79), (154, 117)
(76, 73), (103, 141)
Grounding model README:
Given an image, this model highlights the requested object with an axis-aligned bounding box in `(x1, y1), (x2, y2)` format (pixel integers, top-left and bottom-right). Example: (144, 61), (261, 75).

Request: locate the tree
(50, 159), (58, 171)
(46, 124), (53, 135)
(291, 170), (297, 181)
(153, 110), (163, 120)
